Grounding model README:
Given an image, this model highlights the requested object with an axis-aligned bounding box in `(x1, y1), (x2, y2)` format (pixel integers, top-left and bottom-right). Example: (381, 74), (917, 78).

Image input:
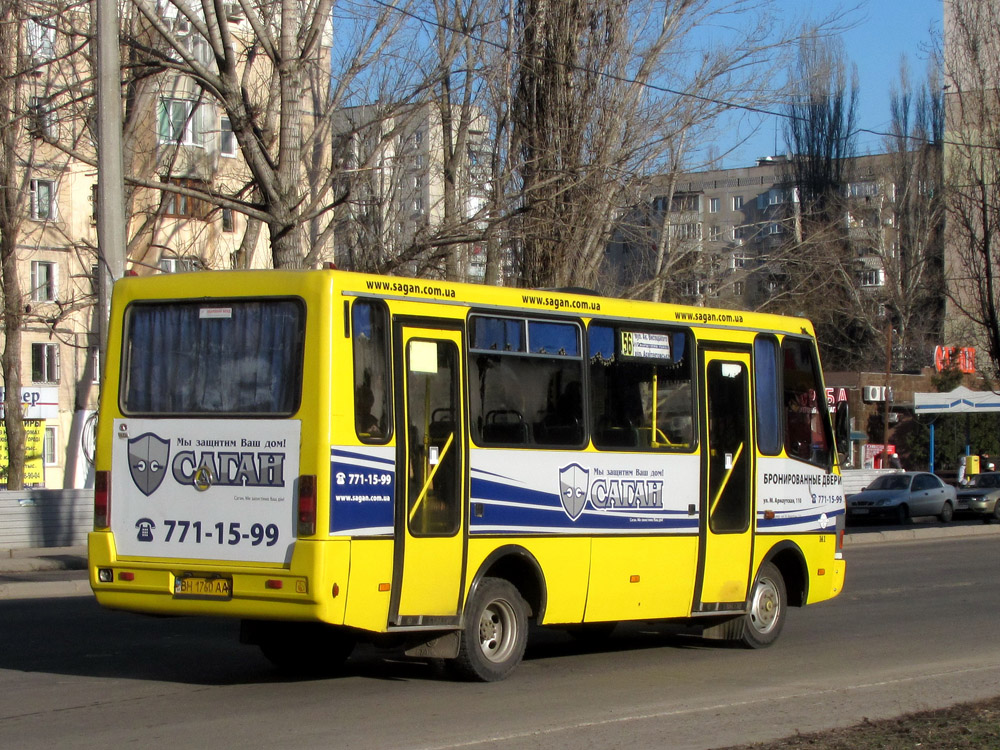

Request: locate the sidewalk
(0, 545), (90, 599)
(2, 523), (999, 600)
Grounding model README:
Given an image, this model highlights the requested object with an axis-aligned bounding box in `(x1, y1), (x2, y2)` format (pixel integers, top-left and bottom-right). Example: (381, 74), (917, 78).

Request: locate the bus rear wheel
(453, 577), (528, 682)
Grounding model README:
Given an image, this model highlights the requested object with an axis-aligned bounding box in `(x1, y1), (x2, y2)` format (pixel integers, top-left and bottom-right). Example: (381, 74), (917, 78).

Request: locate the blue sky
(717, 0), (943, 167)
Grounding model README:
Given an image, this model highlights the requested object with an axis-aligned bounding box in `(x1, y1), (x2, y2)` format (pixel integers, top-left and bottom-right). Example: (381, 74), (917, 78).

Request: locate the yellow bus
(89, 269), (847, 680)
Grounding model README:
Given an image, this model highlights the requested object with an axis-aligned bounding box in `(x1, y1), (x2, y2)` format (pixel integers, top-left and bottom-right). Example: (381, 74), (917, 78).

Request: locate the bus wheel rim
(749, 576), (780, 634)
(479, 598), (517, 663)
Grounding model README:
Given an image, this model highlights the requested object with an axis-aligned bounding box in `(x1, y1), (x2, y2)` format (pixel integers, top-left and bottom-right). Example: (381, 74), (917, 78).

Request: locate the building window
(708, 225), (721, 242)
(222, 208), (234, 232)
(861, 268), (885, 287)
(31, 343), (59, 383)
(848, 181), (878, 198)
(731, 252), (749, 269)
(30, 179), (56, 220)
(30, 261), (56, 301)
(681, 280), (707, 297)
(220, 116), (235, 156)
(160, 177), (208, 218)
(27, 19), (55, 60)
(670, 222), (702, 241)
(44, 425), (58, 466)
(732, 195), (744, 211)
(709, 197), (720, 213)
(28, 97), (57, 141)
(413, 197), (424, 214)
(733, 280), (745, 295)
(159, 256), (198, 273)
(158, 98), (202, 146)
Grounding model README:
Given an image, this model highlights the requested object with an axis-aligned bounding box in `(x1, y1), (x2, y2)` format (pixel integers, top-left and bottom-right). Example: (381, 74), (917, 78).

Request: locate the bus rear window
(121, 299), (305, 415)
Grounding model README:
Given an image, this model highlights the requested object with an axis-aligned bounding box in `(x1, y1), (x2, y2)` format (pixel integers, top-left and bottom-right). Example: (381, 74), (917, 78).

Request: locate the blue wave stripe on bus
(470, 478), (697, 533)
(331, 448), (395, 467)
(756, 509), (844, 530)
(470, 476), (558, 509)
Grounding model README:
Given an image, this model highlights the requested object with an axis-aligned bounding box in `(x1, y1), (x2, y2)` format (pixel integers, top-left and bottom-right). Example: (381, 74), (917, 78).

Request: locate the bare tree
(882, 58), (946, 370)
(942, 0), (1000, 378)
(771, 32), (867, 369)
(509, 1), (824, 292)
(0, 0), (28, 488)
(118, 0), (417, 269)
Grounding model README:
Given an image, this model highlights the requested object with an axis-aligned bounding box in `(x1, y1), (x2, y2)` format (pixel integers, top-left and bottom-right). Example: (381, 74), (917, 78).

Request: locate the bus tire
(731, 561), (786, 649)
(454, 577), (528, 681)
(255, 622), (355, 676)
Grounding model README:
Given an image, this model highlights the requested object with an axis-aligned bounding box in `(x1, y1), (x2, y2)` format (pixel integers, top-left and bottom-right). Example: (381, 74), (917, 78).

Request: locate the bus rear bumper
(87, 532), (351, 623)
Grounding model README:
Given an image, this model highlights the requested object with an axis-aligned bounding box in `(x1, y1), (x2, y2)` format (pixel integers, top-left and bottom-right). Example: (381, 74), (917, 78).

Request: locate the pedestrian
(889, 452), (903, 470)
(983, 452), (996, 472)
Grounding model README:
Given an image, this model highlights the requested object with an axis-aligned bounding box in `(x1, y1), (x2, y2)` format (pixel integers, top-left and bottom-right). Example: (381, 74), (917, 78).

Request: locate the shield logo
(128, 432), (171, 497)
(558, 463), (590, 521)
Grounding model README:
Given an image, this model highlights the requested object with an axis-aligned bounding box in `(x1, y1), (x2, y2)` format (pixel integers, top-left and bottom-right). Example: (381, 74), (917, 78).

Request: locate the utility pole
(882, 319), (893, 467)
(66, 0), (126, 488)
(94, 0), (127, 354)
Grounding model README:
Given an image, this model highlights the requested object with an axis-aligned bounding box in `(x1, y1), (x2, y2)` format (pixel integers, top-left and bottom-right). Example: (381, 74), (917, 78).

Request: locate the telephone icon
(135, 517), (156, 542)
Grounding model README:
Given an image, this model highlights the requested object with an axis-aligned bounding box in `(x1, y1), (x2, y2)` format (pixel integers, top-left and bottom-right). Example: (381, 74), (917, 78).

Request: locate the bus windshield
(121, 299), (304, 415)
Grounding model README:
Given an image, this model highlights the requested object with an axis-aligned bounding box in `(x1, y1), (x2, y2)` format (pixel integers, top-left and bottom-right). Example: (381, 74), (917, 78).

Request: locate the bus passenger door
(390, 323), (466, 625)
(696, 349), (754, 612)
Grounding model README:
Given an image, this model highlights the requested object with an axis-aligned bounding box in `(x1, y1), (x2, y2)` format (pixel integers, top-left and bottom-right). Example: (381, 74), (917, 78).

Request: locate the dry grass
(720, 695), (1000, 749)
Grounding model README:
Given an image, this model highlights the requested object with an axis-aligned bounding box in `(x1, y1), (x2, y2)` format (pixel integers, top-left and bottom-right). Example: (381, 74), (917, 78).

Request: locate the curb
(844, 523), (1000, 546)
(0, 579), (92, 600)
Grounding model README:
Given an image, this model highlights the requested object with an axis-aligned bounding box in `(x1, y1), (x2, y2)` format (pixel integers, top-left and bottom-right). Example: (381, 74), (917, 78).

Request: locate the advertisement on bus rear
(110, 418), (300, 564)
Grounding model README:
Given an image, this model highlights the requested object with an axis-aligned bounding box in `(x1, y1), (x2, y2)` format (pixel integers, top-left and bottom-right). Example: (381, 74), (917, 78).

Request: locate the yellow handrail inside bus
(409, 431), (455, 524)
(650, 371), (658, 446)
(709, 441), (744, 516)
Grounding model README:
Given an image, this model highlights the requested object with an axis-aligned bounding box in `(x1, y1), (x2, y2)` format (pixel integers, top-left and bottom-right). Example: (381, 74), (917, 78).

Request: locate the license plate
(174, 576), (232, 598)
(852, 508), (869, 515)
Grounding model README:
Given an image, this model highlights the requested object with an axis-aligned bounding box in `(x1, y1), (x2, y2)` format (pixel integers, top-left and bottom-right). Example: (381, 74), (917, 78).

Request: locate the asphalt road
(1, 534), (999, 749)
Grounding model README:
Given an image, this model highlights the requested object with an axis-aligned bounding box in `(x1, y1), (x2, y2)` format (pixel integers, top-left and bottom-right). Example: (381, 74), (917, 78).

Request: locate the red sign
(825, 387), (848, 407)
(934, 346), (976, 374)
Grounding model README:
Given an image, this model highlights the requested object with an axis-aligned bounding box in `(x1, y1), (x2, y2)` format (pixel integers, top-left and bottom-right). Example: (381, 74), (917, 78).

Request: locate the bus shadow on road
(0, 596), (748, 685)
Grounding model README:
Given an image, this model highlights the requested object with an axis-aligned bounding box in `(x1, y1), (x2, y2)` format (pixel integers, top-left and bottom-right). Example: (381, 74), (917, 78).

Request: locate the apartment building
(332, 103), (492, 282)
(3, 7), (281, 488)
(607, 153), (932, 312)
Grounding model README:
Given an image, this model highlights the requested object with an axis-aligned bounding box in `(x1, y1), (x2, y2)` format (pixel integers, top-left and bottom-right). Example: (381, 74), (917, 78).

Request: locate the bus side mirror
(834, 401), (850, 459)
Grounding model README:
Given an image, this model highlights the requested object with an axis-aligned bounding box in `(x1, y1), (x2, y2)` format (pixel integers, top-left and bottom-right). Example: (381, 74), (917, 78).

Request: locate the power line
(368, 0), (996, 153)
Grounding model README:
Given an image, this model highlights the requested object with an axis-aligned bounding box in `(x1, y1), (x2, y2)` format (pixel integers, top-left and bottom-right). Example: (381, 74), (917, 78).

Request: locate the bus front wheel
(717, 561), (787, 649)
(454, 577), (528, 681)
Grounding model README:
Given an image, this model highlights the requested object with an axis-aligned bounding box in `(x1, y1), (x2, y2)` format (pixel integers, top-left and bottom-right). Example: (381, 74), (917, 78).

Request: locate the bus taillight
(95, 470), (111, 529)
(298, 475), (317, 537)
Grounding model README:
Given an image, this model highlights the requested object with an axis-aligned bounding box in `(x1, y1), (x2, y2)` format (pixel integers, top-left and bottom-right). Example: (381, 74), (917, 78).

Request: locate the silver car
(847, 471), (956, 525)
(956, 471), (1000, 522)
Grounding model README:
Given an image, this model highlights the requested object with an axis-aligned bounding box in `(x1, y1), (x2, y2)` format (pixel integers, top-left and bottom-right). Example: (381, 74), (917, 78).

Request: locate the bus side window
(781, 337), (831, 466)
(753, 335), (782, 455)
(352, 300), (391, 443)
(588, 323), (694, 451)
(469, 315), (584, 448)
